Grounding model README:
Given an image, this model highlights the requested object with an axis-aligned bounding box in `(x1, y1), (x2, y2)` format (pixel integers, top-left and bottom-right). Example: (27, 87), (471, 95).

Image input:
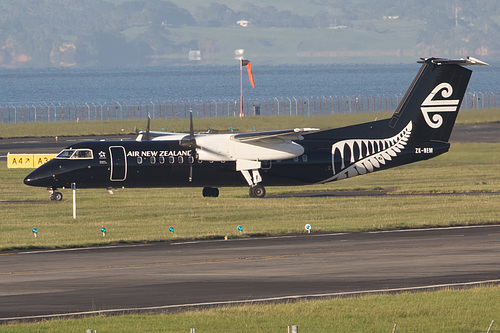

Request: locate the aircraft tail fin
(309, 57), (487, 183)
(388, 57), (487, 143)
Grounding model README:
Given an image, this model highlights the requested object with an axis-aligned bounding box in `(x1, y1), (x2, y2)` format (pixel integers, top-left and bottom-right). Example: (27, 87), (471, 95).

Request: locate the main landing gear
(249, 184), (266, 198)
(202, 187), (219, 197)
(49, 188), (63, 201)
(239, 164), (266, 198)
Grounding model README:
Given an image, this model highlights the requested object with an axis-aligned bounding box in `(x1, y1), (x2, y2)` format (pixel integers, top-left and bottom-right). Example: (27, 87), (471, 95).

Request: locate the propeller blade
(188, 109), (196, 182)
(144, 114), (151, 141)
(189, 109), (194, 141)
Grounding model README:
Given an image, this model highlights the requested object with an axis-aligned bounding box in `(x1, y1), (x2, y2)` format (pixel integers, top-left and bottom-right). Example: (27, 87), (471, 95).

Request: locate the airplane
(24, 57), (487, 201)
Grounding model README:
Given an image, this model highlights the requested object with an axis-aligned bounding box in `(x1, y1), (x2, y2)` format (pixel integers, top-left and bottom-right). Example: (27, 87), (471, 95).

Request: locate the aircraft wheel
(203, 187), (219, 198)
(249, 184), (266, 198)
(50, 192), (63, 201)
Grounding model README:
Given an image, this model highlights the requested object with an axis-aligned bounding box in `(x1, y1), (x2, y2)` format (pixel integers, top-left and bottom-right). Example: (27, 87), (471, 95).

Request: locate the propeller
(136, 114), (151, 142)
(144, 114), (151, 141)
(180, 109), (198, 182)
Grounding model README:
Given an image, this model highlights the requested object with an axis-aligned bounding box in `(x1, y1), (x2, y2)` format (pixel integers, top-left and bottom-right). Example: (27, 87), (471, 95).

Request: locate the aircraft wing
(136, 131), (188, 141)
(232, 128), (319, 143)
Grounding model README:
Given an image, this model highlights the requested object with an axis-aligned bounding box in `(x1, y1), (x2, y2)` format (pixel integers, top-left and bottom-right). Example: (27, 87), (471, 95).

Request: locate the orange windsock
(241, 60), (255, 88)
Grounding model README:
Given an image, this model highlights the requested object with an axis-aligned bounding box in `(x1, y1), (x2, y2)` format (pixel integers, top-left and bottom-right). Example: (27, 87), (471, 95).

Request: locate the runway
(1, 225), (499, 321)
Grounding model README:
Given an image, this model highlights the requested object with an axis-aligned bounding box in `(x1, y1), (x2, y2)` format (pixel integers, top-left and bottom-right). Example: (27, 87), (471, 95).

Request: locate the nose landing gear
(49, 188), (63, 201)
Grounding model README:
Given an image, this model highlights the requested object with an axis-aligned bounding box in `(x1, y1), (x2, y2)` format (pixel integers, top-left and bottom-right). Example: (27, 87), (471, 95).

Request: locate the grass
(2, 285), (499, 332)
(0, 108), (499, 139)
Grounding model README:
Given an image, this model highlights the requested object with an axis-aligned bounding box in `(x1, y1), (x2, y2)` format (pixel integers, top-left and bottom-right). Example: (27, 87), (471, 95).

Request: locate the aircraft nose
(24, 170), (41, 186)
(23, 175), (32, 185)
(24, 168), (54, 187)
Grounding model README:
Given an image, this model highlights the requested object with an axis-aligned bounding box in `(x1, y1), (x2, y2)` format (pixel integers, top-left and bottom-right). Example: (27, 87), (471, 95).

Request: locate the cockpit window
(56, 149), (93, 159)
(74, 149), (93, 158)
(56, 149), (75, 158)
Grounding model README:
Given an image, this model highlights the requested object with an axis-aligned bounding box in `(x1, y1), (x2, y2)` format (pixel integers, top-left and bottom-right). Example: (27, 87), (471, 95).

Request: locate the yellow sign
(34, 154), (56, 167)
(7, 153), (57, 168)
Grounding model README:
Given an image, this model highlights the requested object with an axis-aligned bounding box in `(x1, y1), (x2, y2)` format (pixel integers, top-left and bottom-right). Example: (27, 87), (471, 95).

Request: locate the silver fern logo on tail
(325, 121), (413, 182)
(421, 82), (459, 129)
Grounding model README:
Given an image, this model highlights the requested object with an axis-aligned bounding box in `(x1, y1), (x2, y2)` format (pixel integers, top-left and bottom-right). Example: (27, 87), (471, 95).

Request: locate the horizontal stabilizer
(418, 56), (489, 66)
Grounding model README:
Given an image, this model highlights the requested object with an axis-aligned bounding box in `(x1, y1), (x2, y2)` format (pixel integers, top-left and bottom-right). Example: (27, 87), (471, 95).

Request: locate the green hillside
(0, 0), (498, 67)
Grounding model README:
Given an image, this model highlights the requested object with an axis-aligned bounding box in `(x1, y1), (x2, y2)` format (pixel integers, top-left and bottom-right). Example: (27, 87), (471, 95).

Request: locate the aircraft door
(109, 146), (127, 181)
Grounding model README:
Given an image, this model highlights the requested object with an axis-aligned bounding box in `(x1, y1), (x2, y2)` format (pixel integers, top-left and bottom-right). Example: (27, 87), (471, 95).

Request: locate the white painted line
(172, 235), (300, 246)
(15, 243), (152, 255)
(368, 224), (500, 234)
(9, 225), (500, 254)
(2, 279), (499, 322)
(310, 233), (350, 237)
(171, 233), (350, 246)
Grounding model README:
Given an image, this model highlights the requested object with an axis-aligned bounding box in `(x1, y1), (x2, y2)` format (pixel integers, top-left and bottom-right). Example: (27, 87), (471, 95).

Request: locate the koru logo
(420, 82), (459, 129)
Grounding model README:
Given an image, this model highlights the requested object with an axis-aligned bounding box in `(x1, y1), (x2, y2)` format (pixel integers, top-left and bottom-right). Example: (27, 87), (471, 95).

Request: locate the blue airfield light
(101, 227), (106, 237)
(237, 225), (243, 232)
(32, 228), (38, 237)
(169, 227), (174, 233)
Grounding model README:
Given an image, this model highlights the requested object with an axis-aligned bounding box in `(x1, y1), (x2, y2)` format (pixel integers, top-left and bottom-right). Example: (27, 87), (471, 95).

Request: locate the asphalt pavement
(1, 225), (499, 321)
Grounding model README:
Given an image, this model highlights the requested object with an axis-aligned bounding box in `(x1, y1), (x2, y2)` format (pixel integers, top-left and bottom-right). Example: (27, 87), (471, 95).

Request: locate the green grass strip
(2, 285), (499, 332)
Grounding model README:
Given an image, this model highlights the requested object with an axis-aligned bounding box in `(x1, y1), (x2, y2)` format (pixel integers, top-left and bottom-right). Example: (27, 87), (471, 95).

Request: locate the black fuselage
(23, 125), (448, 190)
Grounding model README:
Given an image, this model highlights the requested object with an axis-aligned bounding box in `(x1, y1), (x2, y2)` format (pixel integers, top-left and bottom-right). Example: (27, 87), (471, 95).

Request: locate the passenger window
(150, 156), (156, 164)
(169, 156), (175, 164)
(188, 156), (194, 164)
(159, 156), (165, 164)
(137, 156), (143, 164)
(178, 156), (184, 164)
(302, 155), (308, 162)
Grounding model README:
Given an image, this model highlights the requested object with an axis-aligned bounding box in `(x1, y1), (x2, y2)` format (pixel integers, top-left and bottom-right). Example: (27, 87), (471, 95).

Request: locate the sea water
(0, 63), (496, 105)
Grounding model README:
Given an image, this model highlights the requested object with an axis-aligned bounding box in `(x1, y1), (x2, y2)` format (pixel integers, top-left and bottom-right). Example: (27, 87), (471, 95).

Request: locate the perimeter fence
(1, 91), (497, 124)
